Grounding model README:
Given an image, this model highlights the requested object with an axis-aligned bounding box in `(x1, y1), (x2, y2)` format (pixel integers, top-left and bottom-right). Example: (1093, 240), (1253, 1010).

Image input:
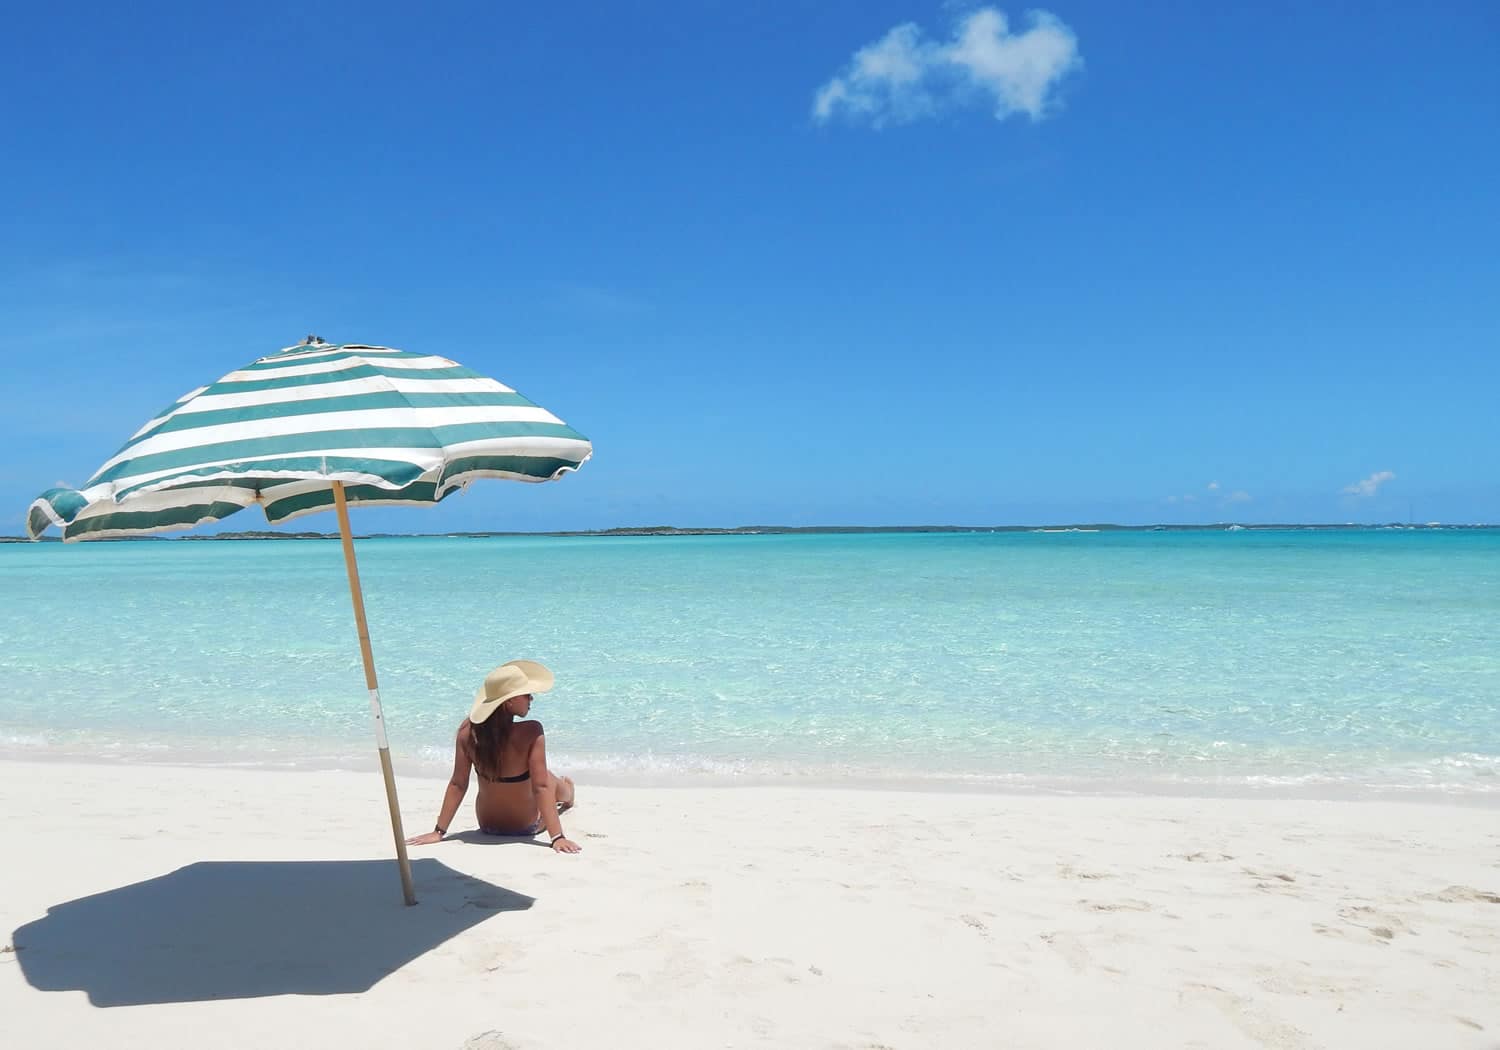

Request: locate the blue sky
(2, 2), (1496, 532)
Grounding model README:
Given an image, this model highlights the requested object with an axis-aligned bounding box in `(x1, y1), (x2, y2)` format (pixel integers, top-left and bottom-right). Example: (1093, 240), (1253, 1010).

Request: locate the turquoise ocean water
(1, 530), (1496, 798)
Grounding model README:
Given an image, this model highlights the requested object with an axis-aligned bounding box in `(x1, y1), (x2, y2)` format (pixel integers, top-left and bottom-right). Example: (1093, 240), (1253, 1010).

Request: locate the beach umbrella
(26, 337), (592, 904)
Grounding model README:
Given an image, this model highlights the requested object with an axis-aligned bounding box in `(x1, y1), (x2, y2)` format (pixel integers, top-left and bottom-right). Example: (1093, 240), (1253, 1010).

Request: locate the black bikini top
(469, 723), (531, 784)
(477, 767), (529, 784)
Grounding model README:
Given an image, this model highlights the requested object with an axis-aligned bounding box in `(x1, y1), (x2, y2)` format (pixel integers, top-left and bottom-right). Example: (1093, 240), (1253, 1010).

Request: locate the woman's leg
(533, 771), (576, 824)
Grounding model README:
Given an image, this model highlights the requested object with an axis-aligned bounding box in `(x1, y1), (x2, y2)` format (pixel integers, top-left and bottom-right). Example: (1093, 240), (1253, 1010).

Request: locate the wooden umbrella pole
(333, 481), (417, 906)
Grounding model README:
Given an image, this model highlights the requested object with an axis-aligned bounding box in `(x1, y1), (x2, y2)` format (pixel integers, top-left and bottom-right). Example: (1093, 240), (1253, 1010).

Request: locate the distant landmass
(2, 522), (1493, 543)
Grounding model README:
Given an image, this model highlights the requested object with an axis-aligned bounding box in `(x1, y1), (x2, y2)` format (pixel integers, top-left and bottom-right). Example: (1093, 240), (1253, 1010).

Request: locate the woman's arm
(528, 725), (581, 853)
(406, 722), (472, 845)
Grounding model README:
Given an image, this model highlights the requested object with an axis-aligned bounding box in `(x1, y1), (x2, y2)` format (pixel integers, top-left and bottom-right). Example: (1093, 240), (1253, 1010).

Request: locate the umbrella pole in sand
(332, 481), (418, 906)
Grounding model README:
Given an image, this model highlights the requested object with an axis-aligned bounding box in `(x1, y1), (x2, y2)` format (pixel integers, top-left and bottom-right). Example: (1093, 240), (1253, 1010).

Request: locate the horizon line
(6, 521), (1496, 543)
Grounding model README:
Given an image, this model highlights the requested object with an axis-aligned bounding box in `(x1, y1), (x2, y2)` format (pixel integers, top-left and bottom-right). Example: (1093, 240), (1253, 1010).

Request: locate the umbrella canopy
(27, 338), (592, 541)
(26, 337), (591, 905)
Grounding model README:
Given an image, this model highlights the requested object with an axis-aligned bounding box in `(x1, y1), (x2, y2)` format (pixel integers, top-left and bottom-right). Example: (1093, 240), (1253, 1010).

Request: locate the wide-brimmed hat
(469, 659), (554, 724)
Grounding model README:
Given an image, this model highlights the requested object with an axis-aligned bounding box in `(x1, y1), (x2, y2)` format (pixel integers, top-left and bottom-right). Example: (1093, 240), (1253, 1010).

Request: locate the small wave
(5, 726), (1498, 802)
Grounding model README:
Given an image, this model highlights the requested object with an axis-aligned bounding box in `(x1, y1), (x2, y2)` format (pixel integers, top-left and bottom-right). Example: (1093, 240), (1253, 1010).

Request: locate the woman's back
(467, 719), (543, 832)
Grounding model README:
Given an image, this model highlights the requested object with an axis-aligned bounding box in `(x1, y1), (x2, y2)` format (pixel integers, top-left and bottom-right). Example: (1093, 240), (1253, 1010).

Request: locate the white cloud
(812, 8), (1081, 128)
(1342, 470), (1396, 498)
(1223, 490), (1252, 504)
(1207, 481), (1220, 491)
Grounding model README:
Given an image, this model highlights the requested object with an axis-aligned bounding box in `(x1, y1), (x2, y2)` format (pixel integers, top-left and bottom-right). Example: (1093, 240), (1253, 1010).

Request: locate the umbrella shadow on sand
(10, 858), (532, 1007)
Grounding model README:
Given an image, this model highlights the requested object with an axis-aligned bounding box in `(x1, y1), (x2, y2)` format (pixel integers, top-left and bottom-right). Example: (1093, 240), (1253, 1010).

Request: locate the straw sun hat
(469, 659), (555, 724)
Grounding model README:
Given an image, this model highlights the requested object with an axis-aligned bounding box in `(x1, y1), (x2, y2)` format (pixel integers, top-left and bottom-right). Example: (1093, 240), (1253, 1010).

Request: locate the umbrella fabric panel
(26, 342), (591, 541)
(26, 484), (260, 541)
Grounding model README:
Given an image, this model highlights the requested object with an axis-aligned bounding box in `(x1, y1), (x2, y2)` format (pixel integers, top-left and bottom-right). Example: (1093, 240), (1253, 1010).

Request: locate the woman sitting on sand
(406, 659), (581, 854)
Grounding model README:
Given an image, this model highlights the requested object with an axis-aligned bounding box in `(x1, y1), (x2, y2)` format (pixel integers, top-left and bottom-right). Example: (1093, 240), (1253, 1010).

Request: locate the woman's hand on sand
(406, 830), (444, 846)
(551, 836), (582, 854)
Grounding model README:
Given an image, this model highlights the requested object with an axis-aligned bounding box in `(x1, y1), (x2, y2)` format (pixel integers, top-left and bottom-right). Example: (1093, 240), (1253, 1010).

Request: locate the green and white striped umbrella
(25, 337), (591, 906)
(28, 339), (591, 541)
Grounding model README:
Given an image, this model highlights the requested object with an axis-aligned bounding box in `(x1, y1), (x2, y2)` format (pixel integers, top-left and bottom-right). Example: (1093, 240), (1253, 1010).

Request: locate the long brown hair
(469, 710), (512, 779)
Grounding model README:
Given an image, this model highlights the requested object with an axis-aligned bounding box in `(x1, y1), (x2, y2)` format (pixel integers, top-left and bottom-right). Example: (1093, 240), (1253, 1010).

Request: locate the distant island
(2, 522), (1493, 543)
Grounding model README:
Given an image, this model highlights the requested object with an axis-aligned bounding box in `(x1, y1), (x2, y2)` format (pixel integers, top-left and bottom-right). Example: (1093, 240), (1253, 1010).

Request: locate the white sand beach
(2, 759), (1498, 1050)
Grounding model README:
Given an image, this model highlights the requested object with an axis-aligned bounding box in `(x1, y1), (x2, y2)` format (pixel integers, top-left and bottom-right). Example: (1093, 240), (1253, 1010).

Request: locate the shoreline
(3, 750), (1496, 808)
(3, 759), (1497, 1048)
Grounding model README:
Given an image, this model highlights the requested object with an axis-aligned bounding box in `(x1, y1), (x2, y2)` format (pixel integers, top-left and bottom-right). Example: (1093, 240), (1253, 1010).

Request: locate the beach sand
(2, 760), (1498, 1049)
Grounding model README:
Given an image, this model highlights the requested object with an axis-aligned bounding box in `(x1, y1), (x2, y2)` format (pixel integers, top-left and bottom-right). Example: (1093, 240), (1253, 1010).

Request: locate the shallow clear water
(1, 530), (1497, 797)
